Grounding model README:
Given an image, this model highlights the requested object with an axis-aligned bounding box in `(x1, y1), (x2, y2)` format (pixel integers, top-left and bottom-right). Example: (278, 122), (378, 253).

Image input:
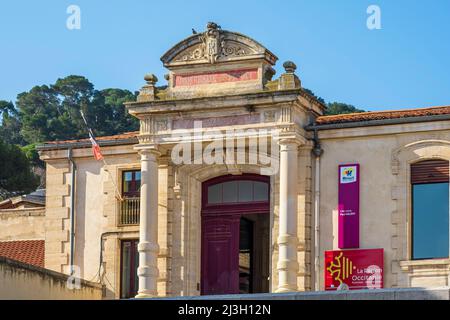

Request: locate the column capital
(277, 138), (302, 152)
(277, 133), (305, 147)
(136, 145), (161, 159)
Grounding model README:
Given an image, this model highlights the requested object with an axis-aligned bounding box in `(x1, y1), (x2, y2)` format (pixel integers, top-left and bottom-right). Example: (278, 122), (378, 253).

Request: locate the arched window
(411, 160), (449, 260)
(202, 174), (270, 215)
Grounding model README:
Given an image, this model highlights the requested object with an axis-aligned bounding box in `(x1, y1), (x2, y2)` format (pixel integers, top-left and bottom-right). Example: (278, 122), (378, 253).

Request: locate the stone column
(136, 147), (160, 298)
(276, 139), (300, 293)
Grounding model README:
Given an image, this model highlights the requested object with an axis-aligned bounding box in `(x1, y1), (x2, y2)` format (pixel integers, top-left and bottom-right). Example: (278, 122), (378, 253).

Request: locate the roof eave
(306, 113), (450, 131)
(36, 138), (139, 152)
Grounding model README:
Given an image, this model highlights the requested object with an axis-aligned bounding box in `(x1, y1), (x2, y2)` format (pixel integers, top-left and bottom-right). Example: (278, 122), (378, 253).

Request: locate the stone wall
(297, 144), (313, 291)
(44, 160), (71, 274)
(97, 149), (140, 299)
(41, 146), (141, 299)
(0, 208), (45, 241)
(0, 256), (103, 300)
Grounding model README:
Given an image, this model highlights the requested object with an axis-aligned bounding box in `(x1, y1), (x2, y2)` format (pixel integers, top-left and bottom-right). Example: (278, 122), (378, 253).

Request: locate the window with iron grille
(119, 170), (141, 225)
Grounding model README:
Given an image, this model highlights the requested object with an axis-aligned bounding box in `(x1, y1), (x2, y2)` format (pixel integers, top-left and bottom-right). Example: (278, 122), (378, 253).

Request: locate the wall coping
(152, 287), (450, 300)
(0, 207), (45, 217)
(0, 256), (103, 291)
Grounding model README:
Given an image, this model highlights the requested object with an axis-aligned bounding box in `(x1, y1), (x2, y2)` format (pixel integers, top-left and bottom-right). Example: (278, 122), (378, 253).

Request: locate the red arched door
(201, 174), (270, 295)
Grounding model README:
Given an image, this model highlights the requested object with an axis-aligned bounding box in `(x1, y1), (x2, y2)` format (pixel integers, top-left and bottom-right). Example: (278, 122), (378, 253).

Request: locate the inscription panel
(172, 114), (261, 130)
(174, 68), (258, 87)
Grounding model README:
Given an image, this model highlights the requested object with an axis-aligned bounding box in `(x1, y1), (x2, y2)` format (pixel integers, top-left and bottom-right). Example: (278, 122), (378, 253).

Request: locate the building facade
(34, 23), (450, 299)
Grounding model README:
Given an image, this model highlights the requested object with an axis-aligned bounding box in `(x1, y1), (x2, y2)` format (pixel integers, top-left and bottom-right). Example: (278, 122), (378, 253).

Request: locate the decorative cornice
(391, 139), (450, 175)
(160, 22), (278, 68)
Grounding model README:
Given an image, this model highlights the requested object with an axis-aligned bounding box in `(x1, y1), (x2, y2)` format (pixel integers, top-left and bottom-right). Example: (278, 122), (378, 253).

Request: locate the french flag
(80, 110), (104, 161)
(88, 131), (104, 161)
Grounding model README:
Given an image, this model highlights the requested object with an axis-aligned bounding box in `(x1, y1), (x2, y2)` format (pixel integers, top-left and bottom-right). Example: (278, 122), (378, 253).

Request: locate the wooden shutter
(411, 160), (449, 184)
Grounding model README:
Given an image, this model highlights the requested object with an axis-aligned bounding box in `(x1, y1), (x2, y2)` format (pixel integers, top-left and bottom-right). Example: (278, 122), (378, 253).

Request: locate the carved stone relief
(169, 22), (263, 65)
(263, 110), (277, 123)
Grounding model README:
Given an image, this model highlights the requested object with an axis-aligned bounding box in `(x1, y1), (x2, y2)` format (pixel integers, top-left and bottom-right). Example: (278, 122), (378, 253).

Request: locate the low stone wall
(0, 256), (104, 300)
(0, 208), (45, 241)
(160, 287), (450, 300)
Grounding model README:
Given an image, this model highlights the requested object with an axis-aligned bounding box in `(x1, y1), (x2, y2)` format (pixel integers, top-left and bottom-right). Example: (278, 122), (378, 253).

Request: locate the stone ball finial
(144, 73), (158, 85)
(283, 61), (297, 74)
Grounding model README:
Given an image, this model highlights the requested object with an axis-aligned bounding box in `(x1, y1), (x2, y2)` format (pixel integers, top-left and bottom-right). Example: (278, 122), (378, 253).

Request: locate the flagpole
(101, 157), (124, 202)
(80, 110), (124, 202)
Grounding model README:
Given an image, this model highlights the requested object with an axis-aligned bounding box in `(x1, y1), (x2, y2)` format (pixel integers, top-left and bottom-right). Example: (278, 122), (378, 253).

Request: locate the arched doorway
(201, 174), (270, 295)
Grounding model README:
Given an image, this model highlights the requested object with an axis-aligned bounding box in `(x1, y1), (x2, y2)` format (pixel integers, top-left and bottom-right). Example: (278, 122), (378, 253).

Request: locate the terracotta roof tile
(316, 105), (450, 125)
(44, 131), (139, 145)
(0, 240), (45, 268)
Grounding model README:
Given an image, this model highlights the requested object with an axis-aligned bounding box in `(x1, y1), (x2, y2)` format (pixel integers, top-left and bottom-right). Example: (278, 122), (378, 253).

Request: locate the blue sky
(1, 0), (449, 111)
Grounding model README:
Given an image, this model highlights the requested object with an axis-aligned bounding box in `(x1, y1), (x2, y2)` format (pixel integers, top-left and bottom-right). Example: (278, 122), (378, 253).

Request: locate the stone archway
(170, 162), (277, 296)
(200, 173), (271, 295)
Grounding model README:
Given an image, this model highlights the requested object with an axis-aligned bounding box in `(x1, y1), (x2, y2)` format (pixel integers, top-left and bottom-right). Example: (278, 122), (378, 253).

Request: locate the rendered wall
(318, 121), (450, 289)
(0, 257), (103, 300)
(42, 146), (141, 299)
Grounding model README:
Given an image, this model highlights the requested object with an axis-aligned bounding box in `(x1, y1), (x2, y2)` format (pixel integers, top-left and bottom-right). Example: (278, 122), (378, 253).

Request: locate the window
(120, 239), (139, 299)
(122, 170), (141, 197)
(206, 180), (269, 205)
(120, 170), (141, 225)
(411, 160), (449, 260)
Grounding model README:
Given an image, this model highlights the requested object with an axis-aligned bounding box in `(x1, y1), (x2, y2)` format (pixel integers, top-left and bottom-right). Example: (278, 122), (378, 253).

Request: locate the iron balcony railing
(119, 197), (140, 225)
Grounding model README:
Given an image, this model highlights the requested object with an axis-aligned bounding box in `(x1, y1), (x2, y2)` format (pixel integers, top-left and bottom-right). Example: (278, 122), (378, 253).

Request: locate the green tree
(0, 100), (14, 114)
(325, 102), (365, 116)
(16, 76), (138, 144)
(86, 88), (138, 136)
(0, 139), (39, 200)
(22, 143), (44, 168)
(0, 100), (25, 145)
(17, 84), (62, 143)
(303, 88), (325, 104)
(302, 89), (366, 115)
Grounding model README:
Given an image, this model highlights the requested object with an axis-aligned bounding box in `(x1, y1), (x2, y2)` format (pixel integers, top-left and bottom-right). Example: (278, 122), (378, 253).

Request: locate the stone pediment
(161, 22), (278, 68)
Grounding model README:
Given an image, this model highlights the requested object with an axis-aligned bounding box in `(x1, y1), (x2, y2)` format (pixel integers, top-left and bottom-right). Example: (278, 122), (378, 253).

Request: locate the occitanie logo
(327, 252), (354, 285)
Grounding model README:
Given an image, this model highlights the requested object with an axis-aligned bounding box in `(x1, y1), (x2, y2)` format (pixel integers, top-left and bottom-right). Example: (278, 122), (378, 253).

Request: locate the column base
(275, 286), (298, 294)
(135, 292), (157, 299)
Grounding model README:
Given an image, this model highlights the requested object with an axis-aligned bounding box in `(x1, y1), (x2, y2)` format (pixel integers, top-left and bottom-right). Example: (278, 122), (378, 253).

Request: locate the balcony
(119, 197), (140, 225)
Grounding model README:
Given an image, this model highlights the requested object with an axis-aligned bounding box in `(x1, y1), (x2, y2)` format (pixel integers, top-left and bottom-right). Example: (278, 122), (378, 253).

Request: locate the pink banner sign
(338, 164), (360, 249)
(174, 68), (258, 87)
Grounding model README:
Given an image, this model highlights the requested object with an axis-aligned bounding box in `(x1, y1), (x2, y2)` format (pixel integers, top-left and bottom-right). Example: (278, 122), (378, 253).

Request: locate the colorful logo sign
(340, 166), (357, 184)
(325, 249), (384, 290)
(338, 163), (360, 249)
